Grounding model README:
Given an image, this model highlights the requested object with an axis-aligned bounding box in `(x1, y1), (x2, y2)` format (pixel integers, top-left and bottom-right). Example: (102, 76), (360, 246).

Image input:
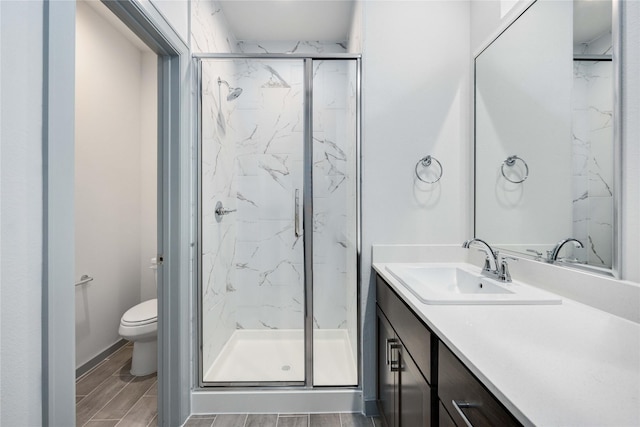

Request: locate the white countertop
(373, 262), (640, 427)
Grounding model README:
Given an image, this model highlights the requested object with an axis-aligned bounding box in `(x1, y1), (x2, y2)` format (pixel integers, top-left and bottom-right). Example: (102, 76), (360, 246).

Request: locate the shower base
(204, 329), (357, 385)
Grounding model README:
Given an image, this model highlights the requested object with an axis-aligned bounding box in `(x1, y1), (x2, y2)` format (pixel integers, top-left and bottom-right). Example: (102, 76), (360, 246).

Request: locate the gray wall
(0, 1), (45, 425)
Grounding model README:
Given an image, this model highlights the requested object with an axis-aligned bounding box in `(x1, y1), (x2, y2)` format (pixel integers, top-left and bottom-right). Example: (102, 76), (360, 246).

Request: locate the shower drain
(281, 365), (291, 371)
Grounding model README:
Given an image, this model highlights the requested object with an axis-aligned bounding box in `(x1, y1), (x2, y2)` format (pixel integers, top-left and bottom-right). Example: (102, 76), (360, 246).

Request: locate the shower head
(226, 87), (243, 101)
(218, 77), (243, 101)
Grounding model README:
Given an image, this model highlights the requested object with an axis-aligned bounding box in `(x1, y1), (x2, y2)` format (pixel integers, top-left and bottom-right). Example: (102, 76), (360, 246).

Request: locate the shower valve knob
(214, 201), (236, 222)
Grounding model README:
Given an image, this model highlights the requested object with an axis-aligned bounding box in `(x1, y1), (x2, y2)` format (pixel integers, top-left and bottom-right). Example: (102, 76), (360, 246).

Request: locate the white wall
(75, 1), (157, 368)
(471, 0), (532, 54)
(621, 1), (640, 282)
(360, 0), (471, 407)
(347, 0), (363, 53)
(0, 1), (45, 425)
(141, 51), (159, 301)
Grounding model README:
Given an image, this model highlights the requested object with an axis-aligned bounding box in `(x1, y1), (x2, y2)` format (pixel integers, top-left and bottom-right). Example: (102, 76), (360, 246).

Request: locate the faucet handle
(499, 256), (517, 282)
(526, 249), (543, 260)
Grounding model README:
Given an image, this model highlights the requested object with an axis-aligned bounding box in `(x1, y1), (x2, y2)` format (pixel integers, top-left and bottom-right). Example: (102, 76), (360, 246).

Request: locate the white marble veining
(200, 55), (358, 375)
(572, 32), (614, 268)
(237, 41), (347, 55)
(373, 254), (640, 426)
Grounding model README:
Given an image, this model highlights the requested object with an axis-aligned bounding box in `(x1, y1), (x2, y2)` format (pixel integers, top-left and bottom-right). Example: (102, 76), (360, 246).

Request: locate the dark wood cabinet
(378, 311), (399, 427)
(376, 273), (522, 427)
(377, 277), (432, 427)
(438, 343), (521, 427)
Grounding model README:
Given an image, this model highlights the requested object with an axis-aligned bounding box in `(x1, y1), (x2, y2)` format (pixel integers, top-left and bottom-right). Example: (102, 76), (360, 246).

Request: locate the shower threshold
(204, 329), (357, 386)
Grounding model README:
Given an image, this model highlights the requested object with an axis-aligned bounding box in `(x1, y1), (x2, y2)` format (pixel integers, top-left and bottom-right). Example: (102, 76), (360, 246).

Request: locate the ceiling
(218, 0), (355, 42)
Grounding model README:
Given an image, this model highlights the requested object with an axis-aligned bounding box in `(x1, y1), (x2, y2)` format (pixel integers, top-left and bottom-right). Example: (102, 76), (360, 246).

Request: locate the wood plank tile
(212, 414), (248, 427)
(116, 396), (157, 427)
(84, 421), (120, 427)
(277, 415), (308, 427)
(372, 417), (384, 427)
(76, 346), (133, 395)
(310, 413), (341, 427)
(340, 413), (374, 427)
(144, 380), (157, 396)
(246, 414), (278, 427)
(76, 375), (133, 426)
(92, 374), (157, 420)
(184, 416), (216, 427)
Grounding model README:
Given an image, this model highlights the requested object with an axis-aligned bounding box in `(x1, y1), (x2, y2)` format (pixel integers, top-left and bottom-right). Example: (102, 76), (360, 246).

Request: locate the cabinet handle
(452, 400), (475, 427)
(389, 343), (402, 372)
(385, 338), (397, 366)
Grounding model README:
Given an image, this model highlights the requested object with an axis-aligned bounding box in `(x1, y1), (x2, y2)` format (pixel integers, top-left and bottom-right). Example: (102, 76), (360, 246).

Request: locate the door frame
(42, 1), (191, 425)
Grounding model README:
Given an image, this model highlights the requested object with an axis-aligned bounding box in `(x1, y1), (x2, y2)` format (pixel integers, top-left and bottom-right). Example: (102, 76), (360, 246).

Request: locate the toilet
(119, 298), (157, 376)
(119, 258), (158, 376)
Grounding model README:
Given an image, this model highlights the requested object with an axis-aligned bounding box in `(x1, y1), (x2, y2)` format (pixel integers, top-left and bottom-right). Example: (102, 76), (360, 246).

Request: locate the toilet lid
(122, 299), (157, 326)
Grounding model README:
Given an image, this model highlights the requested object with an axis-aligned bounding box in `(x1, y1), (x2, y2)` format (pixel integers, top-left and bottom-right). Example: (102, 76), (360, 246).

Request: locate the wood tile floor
(76, 343), (158, 427)
(185, 413), (383, 427)
(76, 344), (380, 427)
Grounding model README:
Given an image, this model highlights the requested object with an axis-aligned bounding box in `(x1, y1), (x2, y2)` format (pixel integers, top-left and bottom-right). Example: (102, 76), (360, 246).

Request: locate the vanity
(373, 253), (640, 427)
(376, 272), (521, 427)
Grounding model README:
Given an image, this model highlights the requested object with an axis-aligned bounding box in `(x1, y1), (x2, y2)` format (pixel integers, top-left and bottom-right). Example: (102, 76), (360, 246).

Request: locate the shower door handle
(294, 189), (302, 237)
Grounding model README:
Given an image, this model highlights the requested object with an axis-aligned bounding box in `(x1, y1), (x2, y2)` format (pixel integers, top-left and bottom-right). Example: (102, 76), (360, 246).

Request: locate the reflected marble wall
(572, 32), (614, 267)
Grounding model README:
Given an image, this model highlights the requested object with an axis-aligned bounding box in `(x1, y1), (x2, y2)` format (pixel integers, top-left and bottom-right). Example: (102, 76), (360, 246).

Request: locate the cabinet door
(399, 347), (431, 427)
(439, 401), (457, 427)
(378, 311), (398, 427)
(439, 344), (521, 427)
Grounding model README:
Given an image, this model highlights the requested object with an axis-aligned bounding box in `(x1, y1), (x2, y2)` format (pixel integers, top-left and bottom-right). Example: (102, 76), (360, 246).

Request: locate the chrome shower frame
(193, 53), (362, 393)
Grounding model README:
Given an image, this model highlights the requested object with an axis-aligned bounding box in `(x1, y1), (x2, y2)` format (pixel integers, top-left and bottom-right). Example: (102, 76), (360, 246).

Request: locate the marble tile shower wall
(231, 60), (306, 330)
(192, 0), (240, 371)
(572, 32), (613, 267)
(201, 59), (240, 372)
(194, 1), (358, 367)
(229, 59), (357, 331)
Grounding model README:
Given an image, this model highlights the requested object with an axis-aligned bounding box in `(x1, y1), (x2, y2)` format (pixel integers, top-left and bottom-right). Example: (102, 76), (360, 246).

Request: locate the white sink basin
(385, 263), (562, 305)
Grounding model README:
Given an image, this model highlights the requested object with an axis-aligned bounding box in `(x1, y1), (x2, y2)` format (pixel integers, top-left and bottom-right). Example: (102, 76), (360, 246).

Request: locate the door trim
(43, 1), (191, 425)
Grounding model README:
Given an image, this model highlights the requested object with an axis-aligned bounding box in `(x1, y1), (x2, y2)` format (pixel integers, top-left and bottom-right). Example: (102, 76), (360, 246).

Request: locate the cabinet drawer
(438, 344), (521, 427)
(377, 275), (431, 384)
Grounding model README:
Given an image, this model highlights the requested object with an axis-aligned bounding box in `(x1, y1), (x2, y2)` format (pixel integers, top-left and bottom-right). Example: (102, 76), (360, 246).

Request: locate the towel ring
(415, 155), (443, 184)
(501, 155), (529, 184)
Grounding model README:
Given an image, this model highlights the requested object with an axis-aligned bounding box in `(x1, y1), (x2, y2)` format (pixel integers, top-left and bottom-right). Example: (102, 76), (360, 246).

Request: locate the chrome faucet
(462, 239), (499, 278)
(549, 238), (584, 262)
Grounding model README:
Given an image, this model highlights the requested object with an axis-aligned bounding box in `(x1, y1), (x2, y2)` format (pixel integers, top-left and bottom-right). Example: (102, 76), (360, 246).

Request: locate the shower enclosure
(197, 56), (360, 387)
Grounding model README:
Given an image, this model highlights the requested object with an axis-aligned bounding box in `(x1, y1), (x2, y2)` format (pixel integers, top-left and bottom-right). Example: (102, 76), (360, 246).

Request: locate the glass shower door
(200, 58), (306, 384)
(312, 59), (358, 386)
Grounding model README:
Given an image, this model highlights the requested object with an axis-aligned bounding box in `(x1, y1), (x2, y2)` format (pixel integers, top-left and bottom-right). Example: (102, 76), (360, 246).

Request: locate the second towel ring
(501, 155), (529, 184)
(415, 155), (443, 184)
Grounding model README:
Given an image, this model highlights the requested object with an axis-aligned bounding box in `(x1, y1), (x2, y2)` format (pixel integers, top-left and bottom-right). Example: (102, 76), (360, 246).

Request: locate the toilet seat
(121, 299), (157, 327)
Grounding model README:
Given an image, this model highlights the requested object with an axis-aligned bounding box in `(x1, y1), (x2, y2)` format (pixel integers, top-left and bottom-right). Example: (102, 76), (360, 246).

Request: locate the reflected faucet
(550, 238), (584, 262)
(462, 238), (499, 277)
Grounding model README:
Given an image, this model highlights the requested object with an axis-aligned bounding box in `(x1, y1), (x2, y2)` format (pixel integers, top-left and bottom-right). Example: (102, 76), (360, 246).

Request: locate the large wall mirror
(475, 0), (620, 276)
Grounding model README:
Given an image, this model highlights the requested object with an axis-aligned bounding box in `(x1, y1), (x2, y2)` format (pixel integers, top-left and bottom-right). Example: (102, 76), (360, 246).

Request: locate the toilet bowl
(119, 298), (157, 376)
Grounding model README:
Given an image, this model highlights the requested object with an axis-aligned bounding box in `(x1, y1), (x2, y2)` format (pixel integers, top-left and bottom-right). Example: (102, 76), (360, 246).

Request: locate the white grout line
(145, 413), (158, 427)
